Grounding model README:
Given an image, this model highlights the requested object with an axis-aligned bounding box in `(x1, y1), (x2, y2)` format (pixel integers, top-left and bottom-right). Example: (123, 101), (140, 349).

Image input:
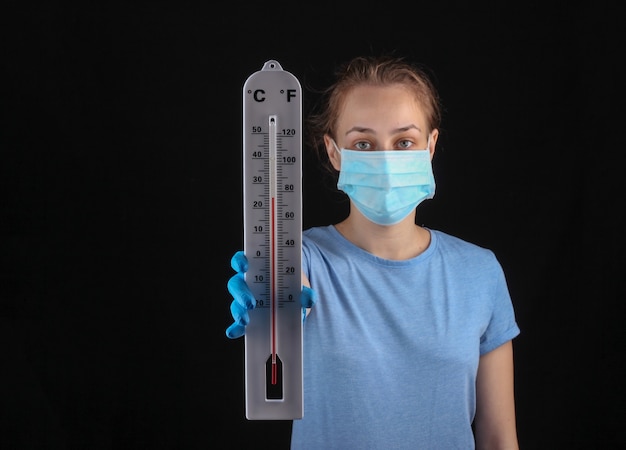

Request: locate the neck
(334, 211), (431, 260)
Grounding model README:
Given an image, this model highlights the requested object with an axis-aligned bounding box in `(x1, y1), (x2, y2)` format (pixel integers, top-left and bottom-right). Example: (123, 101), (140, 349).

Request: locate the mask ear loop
(330, 138), (341, 154)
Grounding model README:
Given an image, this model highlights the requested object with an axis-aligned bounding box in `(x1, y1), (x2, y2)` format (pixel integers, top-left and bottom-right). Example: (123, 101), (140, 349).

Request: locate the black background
(2, 1), (624, 449)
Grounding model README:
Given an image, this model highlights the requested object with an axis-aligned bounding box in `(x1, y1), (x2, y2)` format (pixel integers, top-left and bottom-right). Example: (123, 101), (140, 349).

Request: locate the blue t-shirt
(291, 225), (520, 449)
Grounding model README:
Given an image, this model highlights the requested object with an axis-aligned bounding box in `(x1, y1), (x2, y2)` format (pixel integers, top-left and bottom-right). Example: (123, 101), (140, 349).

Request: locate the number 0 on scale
(242, 60), (303, 419)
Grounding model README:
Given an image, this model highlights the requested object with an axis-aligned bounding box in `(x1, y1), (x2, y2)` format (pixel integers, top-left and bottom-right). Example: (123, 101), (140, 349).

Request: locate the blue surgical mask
(333, 137), (435, 226)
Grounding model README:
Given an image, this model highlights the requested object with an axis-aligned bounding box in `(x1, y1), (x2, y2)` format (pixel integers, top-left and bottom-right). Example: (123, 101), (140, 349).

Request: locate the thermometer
(242, 60), (303, 420)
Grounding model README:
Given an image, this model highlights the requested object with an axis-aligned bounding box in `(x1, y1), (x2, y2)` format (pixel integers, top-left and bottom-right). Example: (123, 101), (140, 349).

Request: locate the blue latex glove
(225, 250), (317, 339)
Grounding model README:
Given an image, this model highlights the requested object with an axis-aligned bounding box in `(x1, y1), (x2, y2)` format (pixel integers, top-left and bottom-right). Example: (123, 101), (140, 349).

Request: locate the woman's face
(325, 84), (438, 170)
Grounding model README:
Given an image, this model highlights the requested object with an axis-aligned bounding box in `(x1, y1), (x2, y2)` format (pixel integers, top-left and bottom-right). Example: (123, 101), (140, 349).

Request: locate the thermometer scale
(242, 60), (303, 420)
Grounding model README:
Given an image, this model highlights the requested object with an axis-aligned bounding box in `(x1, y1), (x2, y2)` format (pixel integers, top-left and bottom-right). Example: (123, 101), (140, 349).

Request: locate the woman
(227, 55), (520, 449)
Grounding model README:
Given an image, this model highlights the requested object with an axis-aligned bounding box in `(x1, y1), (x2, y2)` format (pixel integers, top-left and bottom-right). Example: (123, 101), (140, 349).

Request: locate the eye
(354, 141), (372, 151)
(396, 139), (414, 150)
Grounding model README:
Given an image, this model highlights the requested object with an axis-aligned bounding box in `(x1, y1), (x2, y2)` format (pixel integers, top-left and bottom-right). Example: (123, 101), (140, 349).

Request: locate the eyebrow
(344, 124), (422, 136)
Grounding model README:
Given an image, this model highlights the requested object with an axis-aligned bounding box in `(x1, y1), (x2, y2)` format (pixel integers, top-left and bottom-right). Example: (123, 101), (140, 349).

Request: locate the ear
(428, 129), (439, 160)
(324, 134), (341, 171)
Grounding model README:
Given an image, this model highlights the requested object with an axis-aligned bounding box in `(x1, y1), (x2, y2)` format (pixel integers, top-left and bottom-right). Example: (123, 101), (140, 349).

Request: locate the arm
(474, 340), (519, 450)
(302, 271), (312, 318)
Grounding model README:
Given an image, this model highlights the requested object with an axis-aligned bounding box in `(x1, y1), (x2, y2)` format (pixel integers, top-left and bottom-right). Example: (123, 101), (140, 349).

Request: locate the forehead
(336, 84), (427, 132)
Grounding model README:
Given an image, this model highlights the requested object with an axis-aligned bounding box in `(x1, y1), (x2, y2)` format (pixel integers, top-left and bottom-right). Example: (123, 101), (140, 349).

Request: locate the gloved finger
(231, 250), (248, 273)
(225, 295), (251, 339)
(229, 299), (250, 327)
(300, 285), (318, 309)
(226, 322), (247, 339)
(230, 296), (251, 324)
(227, 272), (256, 310)
(226, 299), (250, 338)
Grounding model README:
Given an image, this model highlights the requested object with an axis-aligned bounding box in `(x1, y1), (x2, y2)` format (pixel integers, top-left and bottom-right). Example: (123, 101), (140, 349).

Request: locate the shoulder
(303, 225), (337, 247)
(430, 229), (500, 268)
(431, 229), (494, 254)
(302, 225), (348, 259)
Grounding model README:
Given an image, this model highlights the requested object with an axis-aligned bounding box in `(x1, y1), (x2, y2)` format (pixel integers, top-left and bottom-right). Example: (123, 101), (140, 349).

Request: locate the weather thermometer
(242, 60), (303, 420)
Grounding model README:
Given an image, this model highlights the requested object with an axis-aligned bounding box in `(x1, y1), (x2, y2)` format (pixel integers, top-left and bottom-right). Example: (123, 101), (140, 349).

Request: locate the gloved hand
(225, 250), (317, 339)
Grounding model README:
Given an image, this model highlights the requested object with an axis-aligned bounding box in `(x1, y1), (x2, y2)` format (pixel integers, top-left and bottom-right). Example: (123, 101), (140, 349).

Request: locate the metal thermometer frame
(242, 60), (303, 420)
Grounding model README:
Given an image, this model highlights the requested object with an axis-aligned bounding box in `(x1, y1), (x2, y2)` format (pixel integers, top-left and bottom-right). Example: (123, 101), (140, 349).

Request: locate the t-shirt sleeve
(479, 260), (520, 355)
